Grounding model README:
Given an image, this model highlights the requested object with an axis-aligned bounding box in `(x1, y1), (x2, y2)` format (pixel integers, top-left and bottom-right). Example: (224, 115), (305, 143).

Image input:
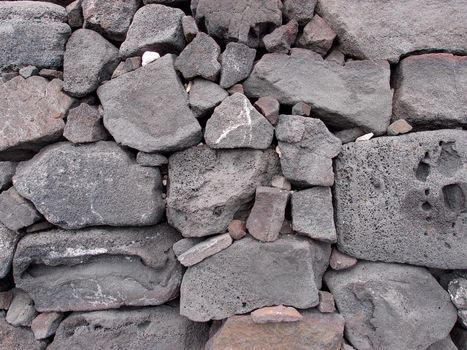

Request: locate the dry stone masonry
(0, 0), (466, 349)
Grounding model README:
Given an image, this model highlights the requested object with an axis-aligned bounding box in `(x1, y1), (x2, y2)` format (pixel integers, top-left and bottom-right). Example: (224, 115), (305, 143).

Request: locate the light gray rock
(13, 224), (182, 312)
(182, 15), (199, 42)
(387, 119), (413, 136)
(120, 4), (185, 58)
(448, 278), (467, 310)
(98, 54), (202, 153)
(275, 115), (342, 187)
(292, 187), (336, 242)
(297, 15), (336, 56)
(283, 0), (317, 25)
(181, 235), (331, 321)
(263, 20), (298, 54)
(19, 66), (38, 79)
(0, 187), (41, 231)
(178, 233), (232, 267)
(393, 54), (467, 129)
(31, 312), (63, 340)
(136, 152), (168, 167)
(325, 262), (458, 350)
(0, 2), (71, 69)
(244, 53), (393, 134)
(6, 289), (37, 327)
(13, 142), (165, 229)
(189, 78), (228, 118)
(325, 48), (345, 65)
(334, 130), (467, 269)
(49, 305), (209, 350)
(0, 224), (19, 279)
(167, 146), (280, 237)
(66, 0), (83, 28)
(205, 93), (274, 149)
(175, 32), (221, 81)
(220, 42), (256, 89)
(317, 0), (467, 63)
(0, 162), (17, 191)
(173, 238), (204, 258)
(63, 103), (108, 143)
(0, 314), (43, 350)
(195, 0), (283, 48)
(427, 336), (458, 350)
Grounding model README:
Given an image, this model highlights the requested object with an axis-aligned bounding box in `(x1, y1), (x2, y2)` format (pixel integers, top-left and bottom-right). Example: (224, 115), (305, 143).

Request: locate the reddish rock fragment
(251, 305), (302, 323)
(297, 15), (336, 56)
(227, 220), (247, 240)
(31, 312), (64, 340)
(329, 248), (357, 270)
(292, 102), (311, 116)
(387, 119), (413, 136)
(254, 96), (280, 125)
(318, 291), (336, 313)
(263, 20), (298, 54)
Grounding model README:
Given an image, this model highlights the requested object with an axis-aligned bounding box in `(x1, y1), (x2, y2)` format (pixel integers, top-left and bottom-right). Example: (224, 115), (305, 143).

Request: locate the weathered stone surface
(0, 290), (13, 310)
(66, 0), (83, 28)
(63, 29), (119, 98)
(329, 248), (357, 271)
(449, 278), (467, 310)
(205, 93), (274, 149)
(14, 224), (182, 312)
(326, 48), (345, 65)
(38, 68), (63, 80)
(452, 327), (467, 350)
(195, 0), (283, 48)
(120, 4), (185, 58)
(228, 83), (244, 95)
(167, 146), (280, 237)
(251, 305), (302, 323)
(244, 53), (393, 134)
(182, 15), (199, 42)
(172, 238), (204, 258)
(292, 187), (336, 242)
(227, 220), (247, 240)
(335, 127), (365, 144)
(0, 77), (74, 153)
(98, 54), (202, 153)
(325, 262), (458, 350)
(263, 20), (298, 54)
(393, 54), (467, 129)
(0, 162), (16, 191)
(297, 15), (336, 56)
(0, 2), (71, 69)
(25, 221), (55, 234)
(0, 314), (43, 350)
(189, 78), (228, 118)
(318, 291), (336, 313)
(334, 130), (467, 269)
(427, 336), (459, 350)
(31, 312), (63, 340)
(112, 56), (141, 79)
(220, 42), (256, 89)
(459, 309), (467, 328)
(178, 233), (232, 267)
(82, 0), (140, 42)
(63, 103), (108, 143)
(246, 186), (289, 242)
(292, 101), (312, 117)
(13, 142), (165, 229)
(317, 0), (467, 63)
(206, 311), (344, 350)
(19, 65), (39, 79)
(49, 305), (209, 350)
(276, 115), (342, 187)
(0, 187), (41, 231)
(181, 235), (331, 321)
(271, 175), (292, 191)
(387, 119), (413, 136)
(283, 0), (317, 25)
(6, 289), (37, 327)
(254, 96), (279, 125)
(0, 224), (19, 279)
(136, 152), (168, 167)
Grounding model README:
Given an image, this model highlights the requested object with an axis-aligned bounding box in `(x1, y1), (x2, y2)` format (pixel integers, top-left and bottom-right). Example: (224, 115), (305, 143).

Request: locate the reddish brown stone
(263, 20), (299, 54)
(251, 305), (302, 323)
(387, 119), (413, 136)
(31, 312), (64, 340)
(329, 248), (357, 270)
(254, 96), (280, 125)
(318, 291), (336, 313)
(228, 220), (247, 240)
(297, 15), (336, 56)
(0, 290), (13, 310)
(228, 84), (244, 95)
(292, 102), (312, 117)
(39, 69), (63, 80)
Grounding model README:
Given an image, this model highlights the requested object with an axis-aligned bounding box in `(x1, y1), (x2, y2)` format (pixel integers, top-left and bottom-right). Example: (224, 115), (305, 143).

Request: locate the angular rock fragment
(0, 2), (71, 69)
(325, 48), (345, 65)
(291, 102), (311, 117)
(244, 53), (392, 134)
(120, 4), (185, 58)
(98, 55), (202, 153)
(263, 20), (298, 54)
(297, 15), (336, 56)
(39, 68), (63, 80)
(0, 162), (17, 191)
(427, 336), (459, 350)
(0, 187), (41, 231)
(82, 0), (140, 42)
(172, 238), (204, 258)
(227, 220), (247, 240)
(111, 56), (142, 79)
(13, 142), (165, 229)
(448, 278), (467, 310)
(195, 0), (283, 48)
(387, 119), (413, 136)
(206, 311), (344, 350)
(317, 0), (467, 62)
(167, 146), (279, 237)
(325, 262), (458, 350)
(14, 225), (182, 312)
(228, 84), (244, 95)
(181, 235), (330, 321)
(0, 77), (74, 153)
(246, 186), (289, 242)
(136, 152), (168, 167)
(458, 309), (467, 328)
(393, 54), (467, 129)
(63, 103), (108, 143)
(254, 96), (280, 125)
(334, 130), (467, 269)
(175, 32), (221, 81)
(0, 224), (19, 279)
(276, 115), (342, 187)
(49, 305), (209, 350)
(19, 66), (39, 79)
(0, 290), (13, 310)
(271, 175), (292, 191)
(220, 43), (256, 89)
(66, 0), (83, 28)
(205, 93), (274, 149)
(283, 0), (317, 25)
(329, 248), (357, 271)
(182, 15), (199, 42)
(6, 289), (37, 327)
(335, 127), (366, 144)
(318, 291), (336, 313)
(0, 314), (43, 350)
(178, 233), (232, 267)
(251, 305), (302, 323)
(292, 187), (336, 242)
(31, 312), (63, 340)
(189, 78), (228, 118)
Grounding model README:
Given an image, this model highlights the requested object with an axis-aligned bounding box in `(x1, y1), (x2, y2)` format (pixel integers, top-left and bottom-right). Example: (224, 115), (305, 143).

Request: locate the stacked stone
(0, 0), (466, 349)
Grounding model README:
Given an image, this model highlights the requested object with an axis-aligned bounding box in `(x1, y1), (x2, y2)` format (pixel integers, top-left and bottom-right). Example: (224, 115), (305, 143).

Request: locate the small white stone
(142, 51), (160, 66)
(355, 132), (374, 142)
(186, 80), (192, 92)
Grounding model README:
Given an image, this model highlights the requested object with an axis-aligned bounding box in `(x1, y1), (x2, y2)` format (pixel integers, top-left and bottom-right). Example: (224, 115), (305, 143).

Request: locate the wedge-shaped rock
(97, 54), (202, 153)
(0, 2), (71, 69)
(49, 305), (209, 350)
(244, 53), (392, 134)
(0, 77), (74, 153)
(178, 233), (232, 267)
(0, 224), (19, 278)
(167, 146), (280, 237)
(189, 78), (228, 118)
(325, 262), (458, 350)
(181, 235), (331, 321)
(14, 224), (183, 312)
(13, 142), (165, 229)
(0, 314), (44, 350)
(0, 187), (41, 231)
(0, 162), (16, 191)
(317, 0), (467, 63)
(334, 130), (467, 269)
(205, 93), (274, 149)
(393, 54), (467, 129)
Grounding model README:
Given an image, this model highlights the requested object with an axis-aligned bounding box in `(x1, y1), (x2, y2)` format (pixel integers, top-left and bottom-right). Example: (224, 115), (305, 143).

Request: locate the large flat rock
(334, 130), (467, 269)
(13, 224), (183, 312)
(244, 53), (392, 135)
(13, 141), (165, 229)
(180, 235), (331, 321)
(317, 0), (467, 63)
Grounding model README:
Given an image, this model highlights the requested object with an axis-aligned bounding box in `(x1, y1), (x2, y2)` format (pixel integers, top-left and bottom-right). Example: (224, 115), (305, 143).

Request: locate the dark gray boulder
(0, 223), (19, 278)
(334, 130), (467, 269)
(97, 54), (202, 153)
(63, 103), (109, 143)
(0, 187), (41, 231)
(189, 78), (228, 118)
(181, 235), (331, 321)
(244, 53), (393, 135)
(219, 42), (256, 88)
(325, 262), (458, 350)
(167, 145), (280, 237)
(63, 29), (120, 98)
(13, 141), (165, 229)
(13, 224), (183, 312)
(0, 162), (17, 191)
